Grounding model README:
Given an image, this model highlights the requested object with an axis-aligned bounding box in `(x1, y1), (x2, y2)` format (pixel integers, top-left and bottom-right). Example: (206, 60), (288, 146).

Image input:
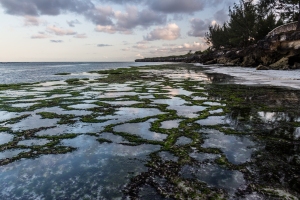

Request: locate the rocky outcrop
(136, 28), (300, 70)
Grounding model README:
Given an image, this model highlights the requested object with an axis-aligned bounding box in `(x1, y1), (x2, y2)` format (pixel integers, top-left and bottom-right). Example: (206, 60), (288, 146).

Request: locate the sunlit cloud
(144, 23), (181, 41)
(23, 15), (43, 26)
(46, 25), (77, 36)
(31, 32), (49, 39)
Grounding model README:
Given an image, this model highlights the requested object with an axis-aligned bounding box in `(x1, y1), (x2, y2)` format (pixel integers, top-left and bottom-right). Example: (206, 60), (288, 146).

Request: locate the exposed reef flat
(0, 64), (299, 199)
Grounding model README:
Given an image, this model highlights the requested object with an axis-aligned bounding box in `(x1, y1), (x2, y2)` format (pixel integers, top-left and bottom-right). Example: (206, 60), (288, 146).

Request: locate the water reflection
(201, 129), (261, 164)
(160, 120), (181, 129)
(0, 135), (160, 199)
(0, 132), (14, 145)
(181, 164), (246, 195)
(114, 119), (167, 141)
(175, 136), (192, 146)
(7, 115), (59, 131)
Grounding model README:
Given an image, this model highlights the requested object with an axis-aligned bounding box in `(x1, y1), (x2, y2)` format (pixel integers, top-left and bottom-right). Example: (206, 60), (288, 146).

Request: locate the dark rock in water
(204, 60), (216, 65)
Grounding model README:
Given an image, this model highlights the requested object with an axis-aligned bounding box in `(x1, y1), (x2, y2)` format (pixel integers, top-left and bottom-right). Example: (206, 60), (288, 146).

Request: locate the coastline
(136, 28), (300, 71)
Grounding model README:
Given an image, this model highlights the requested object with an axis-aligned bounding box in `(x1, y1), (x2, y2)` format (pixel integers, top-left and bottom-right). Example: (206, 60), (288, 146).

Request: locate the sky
(0, 0), (238, 62)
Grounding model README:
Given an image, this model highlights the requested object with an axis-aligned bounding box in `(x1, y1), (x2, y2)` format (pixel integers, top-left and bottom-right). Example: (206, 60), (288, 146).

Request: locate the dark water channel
(0, 64), (299, 199)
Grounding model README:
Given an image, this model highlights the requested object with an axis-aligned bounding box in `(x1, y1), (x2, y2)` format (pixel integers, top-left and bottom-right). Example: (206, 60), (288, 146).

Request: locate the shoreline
(199, 64), (300, 90)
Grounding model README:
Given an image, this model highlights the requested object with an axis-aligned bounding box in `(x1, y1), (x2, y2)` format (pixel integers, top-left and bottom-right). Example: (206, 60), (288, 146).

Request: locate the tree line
(205, 0), (300, 49)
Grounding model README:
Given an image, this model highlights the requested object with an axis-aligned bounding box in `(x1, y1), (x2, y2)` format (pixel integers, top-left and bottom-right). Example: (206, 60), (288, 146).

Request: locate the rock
(289, 177), (300, 193)
(231, 58), (241, 65)
(261, 56), (273, 65)
(269, 57), (289, 70)
(224, 58), (240, 66)
(242, 55), (256, 67)
(204, 60), (216, 65)
(256, 65), (270, 70)
(216, 57), (228, 64)
(292, 62), (300, 69)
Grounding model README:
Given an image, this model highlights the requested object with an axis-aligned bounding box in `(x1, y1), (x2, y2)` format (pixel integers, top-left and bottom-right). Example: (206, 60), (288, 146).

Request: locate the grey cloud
(96, 0), (142, 4)
(84, 7), (114, 26)
(214, 9), (228, 24)
(149, 0), (206, 13)
(50, 40), (63, 43)
(187, 18), (211, 37)
(95, 7), (167, 34)
(0, 0), (94, 16)
(67, 19), (80, 27)
(115, 7), (167, 30)
(97, 44), (112, 47)
(74, 33), (87, 38)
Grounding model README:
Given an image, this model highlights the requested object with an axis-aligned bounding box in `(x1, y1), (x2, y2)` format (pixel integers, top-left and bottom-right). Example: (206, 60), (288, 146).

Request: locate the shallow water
(114, 119), (168, 141)
(0, 132), (14, 145)
(201, 129), (260, 164)
(181, 164), (246, 195)
(160, 119), (181, 129)
(0, 63), (299, 199)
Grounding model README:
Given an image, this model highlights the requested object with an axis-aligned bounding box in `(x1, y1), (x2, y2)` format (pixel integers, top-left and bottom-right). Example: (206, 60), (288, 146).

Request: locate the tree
(205, 0), (280, 49)
(205, 23), (230, 48)
(227, 0), (258, 47)
(261, 0), (300, 29)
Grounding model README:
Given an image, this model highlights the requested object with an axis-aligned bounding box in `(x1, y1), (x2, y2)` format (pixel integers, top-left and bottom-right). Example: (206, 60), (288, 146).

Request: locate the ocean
(0, 62), (170, 84)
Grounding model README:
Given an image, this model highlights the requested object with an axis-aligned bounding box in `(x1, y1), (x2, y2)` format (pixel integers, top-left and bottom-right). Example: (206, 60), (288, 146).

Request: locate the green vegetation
(205, 0), (283, 48)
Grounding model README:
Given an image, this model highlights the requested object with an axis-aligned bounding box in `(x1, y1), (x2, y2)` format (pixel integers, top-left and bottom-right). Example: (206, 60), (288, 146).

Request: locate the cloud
(136, 53), (144, 59)
(67, 19), (80, 27)
(46, 25), (77, 36)
(97, 44), (112, 47)
(122, 47), (131, 51)
(148, 0), (206, 13)
(50, 40), (63, 43)
(213, 9), (228, 24)
(0, 0), (94, 16)
(95, 25), (118, 34)
(115, 7), (166, 30)
(132, 44), (148, 50)
(187, 18), (211, 37)
(98, 0), (142, 4)
(24, 15), (43, 26)
(94, 6), (167, 34)
(144, 23), (180, 41)
(74, 33), (87, 38)
(31, 32), (49, 39)
(150, 41), (208, 54)
(84, 6), (114, 26)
